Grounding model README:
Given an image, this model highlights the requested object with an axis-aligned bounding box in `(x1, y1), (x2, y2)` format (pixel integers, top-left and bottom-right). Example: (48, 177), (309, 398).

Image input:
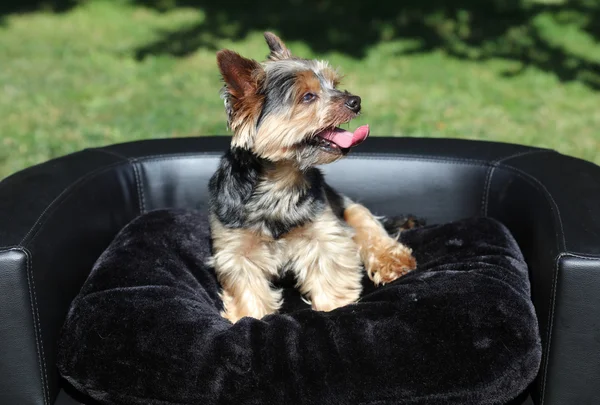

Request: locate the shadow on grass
(135, 0), (600, 91)
(0, 0), (76, 14)
(2, 0), (599, 90)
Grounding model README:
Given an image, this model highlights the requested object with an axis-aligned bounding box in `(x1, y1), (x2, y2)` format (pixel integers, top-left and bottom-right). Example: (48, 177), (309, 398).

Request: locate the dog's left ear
(217, 50), (262, 99)
(264, 32), (292, 60)
(217, 50), (264, 148)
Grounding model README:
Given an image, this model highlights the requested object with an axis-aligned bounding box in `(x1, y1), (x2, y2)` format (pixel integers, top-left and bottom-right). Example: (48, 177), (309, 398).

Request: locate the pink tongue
(317, 125), (370, 148)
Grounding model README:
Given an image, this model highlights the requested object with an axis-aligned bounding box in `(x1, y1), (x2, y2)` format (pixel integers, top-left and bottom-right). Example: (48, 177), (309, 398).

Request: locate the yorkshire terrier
(209, 32), (418, 323)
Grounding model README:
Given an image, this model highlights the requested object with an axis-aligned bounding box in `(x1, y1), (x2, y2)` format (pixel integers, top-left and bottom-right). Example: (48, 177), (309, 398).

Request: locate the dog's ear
(217, 50), (263, 99)
(264, 32), (292, 60)
(217, 50), (264, 148)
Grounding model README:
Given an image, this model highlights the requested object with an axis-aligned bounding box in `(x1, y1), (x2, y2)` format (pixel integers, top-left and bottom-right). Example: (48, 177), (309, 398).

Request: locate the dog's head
(217, 32), (369, 168)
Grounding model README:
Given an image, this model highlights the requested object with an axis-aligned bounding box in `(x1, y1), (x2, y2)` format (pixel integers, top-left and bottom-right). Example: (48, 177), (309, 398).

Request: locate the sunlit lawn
(1, 0), (599, 179)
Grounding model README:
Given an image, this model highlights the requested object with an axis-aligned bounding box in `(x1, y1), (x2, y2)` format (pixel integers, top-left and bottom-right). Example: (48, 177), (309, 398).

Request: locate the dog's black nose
(345, 96), (361, 113)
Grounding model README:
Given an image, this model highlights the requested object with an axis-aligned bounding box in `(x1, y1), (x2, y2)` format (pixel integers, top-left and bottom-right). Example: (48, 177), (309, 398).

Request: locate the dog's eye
(302, 92), (316, 103)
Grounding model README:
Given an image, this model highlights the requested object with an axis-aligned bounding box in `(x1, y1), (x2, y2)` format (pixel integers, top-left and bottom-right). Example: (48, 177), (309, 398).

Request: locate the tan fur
(321, 67), (342, 87)
(253, 99), (353, 165)
(294, 70), (322, 101)
(264, 161), (308, 190)
(216, 50), (265, 150)
(285, 207), (363, 311)
(210, 216), (284, 322)
(245, 61), (353, 164)
(344, 203), (417, 285)
(264, 32), (292, 61)
(212, 206), (363, 322)
(228, 76), (265, 150)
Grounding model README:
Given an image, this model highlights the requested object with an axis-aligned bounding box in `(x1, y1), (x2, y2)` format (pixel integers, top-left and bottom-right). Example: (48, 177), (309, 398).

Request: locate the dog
(208, 32), (418, 323)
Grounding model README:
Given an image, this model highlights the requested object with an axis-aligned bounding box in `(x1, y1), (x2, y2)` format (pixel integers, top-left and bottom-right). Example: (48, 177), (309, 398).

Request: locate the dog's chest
(241, 168), (326, 239)
(255, 204), (354, 278)
(245, 182), (325, 239)
(208, 150), (329, 239)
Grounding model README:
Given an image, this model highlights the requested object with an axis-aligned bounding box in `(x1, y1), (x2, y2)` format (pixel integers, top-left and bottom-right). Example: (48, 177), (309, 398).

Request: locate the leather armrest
(486, 151), (600, 405)
(0, 148), (138, 405)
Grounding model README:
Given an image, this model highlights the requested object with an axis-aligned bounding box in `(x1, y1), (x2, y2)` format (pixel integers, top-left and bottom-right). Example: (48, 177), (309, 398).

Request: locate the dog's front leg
(210, 219), (282, 323)
(287, 208), (363, 312)
(343, 202), (417, 285)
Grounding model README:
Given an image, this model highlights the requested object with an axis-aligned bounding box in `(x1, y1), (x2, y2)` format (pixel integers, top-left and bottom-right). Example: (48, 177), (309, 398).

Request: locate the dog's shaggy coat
(210, 33), (416, 322)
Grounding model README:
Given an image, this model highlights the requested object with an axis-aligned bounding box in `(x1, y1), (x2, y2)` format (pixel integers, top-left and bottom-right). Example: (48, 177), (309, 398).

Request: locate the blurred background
(1, 0), (599, 179)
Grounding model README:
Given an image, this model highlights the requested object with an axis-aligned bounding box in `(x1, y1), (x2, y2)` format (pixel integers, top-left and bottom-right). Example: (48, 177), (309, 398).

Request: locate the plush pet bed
(57, 209), (541, 405)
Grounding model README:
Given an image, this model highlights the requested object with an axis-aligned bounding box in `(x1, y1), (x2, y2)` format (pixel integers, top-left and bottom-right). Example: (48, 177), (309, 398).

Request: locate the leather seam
(131, 151), (506, 166)
(93, 148), (146, 216)
(498, 163), (566, 251)
(480, 165), (494, 217)
(1, 247), (51, 405)
(0, 244), (22, 250)
(480, 150), (547, 220)
(17, 161), (126, 246)
(122, 151), (222, 160)
(89, 147), (130, 161)
(561, 252), (600, 260)
(540, 254), (562, 405)
(15, 153), (220, 247)
(346, 154), (490, 165)
(132, 153), (493, 168)
(494, 149), (548, 164)
(93, 147), (146, 215)
(26, 247), (51, 405)
(132, 161), (146, 214)
(97, 151), (491, 166)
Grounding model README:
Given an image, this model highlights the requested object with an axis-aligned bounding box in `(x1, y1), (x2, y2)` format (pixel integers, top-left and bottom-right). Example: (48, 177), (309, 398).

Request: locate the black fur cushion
(57, 209), (541, 405)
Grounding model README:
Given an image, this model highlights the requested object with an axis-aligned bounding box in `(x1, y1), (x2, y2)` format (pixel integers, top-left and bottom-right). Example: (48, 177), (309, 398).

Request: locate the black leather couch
(1, 136), (599, 405)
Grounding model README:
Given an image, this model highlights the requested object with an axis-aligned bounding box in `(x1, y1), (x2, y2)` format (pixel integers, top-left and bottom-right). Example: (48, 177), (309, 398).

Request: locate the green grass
(1, 0), (600, 179)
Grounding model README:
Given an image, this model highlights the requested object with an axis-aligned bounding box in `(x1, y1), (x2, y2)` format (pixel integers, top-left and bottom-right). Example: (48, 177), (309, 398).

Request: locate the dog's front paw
(365, 237), (416, 286)
(310, 291), (360, 313)
(219, 290), (242, 323)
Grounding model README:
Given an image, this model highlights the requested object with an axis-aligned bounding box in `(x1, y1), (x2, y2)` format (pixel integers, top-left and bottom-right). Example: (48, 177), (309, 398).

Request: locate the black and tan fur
(209, 32), (418, 323)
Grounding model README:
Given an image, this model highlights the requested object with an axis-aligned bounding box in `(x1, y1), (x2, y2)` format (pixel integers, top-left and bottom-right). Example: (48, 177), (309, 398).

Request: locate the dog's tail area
(380, 215), (426, 238)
